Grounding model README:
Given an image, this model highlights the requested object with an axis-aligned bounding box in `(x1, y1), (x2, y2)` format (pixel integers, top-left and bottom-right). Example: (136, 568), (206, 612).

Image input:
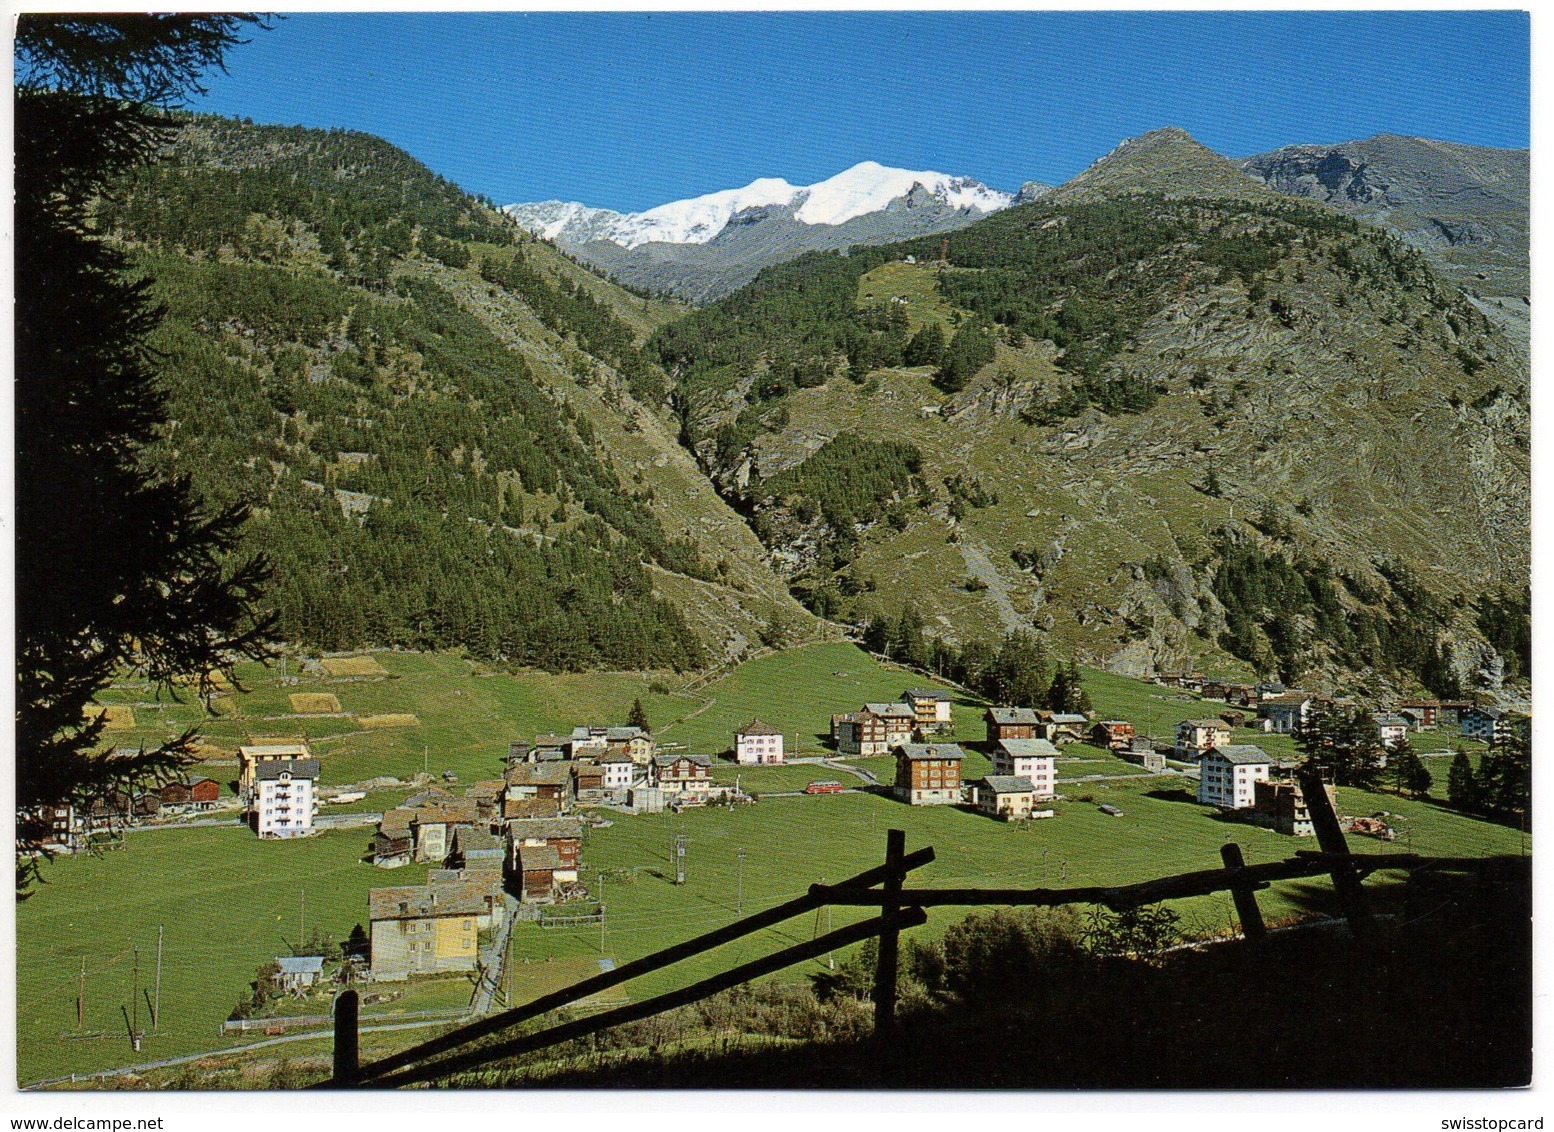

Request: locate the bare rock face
(1240, 134), (1529, 327)
(1014, 180), (1054, 204)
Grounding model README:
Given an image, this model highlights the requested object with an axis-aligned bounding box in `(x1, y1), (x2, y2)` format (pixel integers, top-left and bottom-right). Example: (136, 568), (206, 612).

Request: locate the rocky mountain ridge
(652, 127), (1529, 700)
(1239, 133), (1529, 339)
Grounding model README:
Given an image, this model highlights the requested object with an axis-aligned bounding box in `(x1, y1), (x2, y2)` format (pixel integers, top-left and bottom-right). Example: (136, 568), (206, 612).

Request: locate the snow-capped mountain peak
(794, 160), (1011, 226)
(620, 176), (802, 248)
(506, 162), (1012, 249)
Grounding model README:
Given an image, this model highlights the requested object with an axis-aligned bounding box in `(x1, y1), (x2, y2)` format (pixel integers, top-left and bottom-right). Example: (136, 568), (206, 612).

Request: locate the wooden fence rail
(323, 773), (1515, 1089)
(319, 842), (936, 1088)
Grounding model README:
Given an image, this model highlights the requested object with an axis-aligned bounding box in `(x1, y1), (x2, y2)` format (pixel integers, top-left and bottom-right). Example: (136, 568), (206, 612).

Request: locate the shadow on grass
(474, 860), (1530, 1091)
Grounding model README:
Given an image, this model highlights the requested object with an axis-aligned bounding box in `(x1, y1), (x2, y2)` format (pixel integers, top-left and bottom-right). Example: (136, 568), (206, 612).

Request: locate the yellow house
(368, 883), (482, 980)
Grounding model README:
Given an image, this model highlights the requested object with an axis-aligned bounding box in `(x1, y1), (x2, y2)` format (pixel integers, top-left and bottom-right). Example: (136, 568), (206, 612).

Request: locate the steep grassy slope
(651, 130), (1529, 701)
(101, 113), (816, 669)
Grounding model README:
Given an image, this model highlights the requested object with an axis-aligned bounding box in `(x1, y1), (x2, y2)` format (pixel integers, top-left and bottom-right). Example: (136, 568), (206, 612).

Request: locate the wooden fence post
(1219, 842), (1266, 942)
(1297, 764), (1373, 938)
(872, 829), (907, 1036)
(332, 989), (359, 1087)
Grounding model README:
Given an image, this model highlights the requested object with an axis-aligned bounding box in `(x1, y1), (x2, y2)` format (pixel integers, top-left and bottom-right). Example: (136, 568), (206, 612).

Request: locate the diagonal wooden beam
(331, 844), (935, 1086)
(363, 906), (930, 1089)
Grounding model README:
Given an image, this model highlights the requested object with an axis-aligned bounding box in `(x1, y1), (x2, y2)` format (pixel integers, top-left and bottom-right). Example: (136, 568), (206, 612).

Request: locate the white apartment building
(991, 737), (1059, 798)
(600, 752), (637, 791)
(734, 719), (784, 765)
(1196, 746), (1273, 809)
(252, 758), (319, 838)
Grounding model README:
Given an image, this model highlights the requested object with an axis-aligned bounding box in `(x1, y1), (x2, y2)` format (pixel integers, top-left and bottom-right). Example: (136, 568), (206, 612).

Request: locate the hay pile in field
(359, 713), (418, 729)
(85, 704), (136, 731)
(171, 670), (234, 692)
(289, 693), (342, 714)
(321, 656), (389, 677)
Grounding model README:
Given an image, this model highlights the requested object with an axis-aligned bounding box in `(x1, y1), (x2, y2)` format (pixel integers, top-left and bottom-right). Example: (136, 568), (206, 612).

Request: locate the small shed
(275, 955), (325, 994)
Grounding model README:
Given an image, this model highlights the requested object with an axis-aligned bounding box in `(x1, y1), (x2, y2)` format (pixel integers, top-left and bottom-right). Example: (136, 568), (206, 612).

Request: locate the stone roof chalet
(256, 758), (320, 781)
(508, 816), (585, 842)
(997, 737), (1059, 758)
(1207, 744), (1272, 765)
(987, 707), (1041, 726)
(653, 753), (714, 769)
(736, 719), (781, 737)
(517, 843), (564, 872)
(897, 743), (965, 762)
(369, 884), (487, 922)
(412, 799), (479, 826)
(505, 762), (574, 787)
(980, 775), (1037, 794)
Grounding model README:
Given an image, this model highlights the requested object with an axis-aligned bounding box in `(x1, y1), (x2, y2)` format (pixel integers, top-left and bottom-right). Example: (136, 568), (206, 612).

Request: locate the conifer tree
(904, 323), (947, 368)
(1293, 703), (1385, 789)
(627, 697), (651, 733)
(1446, 748), (1479, 810)
(15, 14), (275, 891)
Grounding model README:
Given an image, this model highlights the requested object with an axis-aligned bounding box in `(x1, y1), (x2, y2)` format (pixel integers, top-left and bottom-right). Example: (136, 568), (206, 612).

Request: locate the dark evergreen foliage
(934, 321), (996, 393)
(861, 613), (1052, 710)
(479, 252), (669, 406)
(88, 110), (709, 675)
(1047, 661), (1094, 715)
(14, 15), (275, 889)
(1476, 586), (1531, 680)
(1293, 703), (1385, 789)
(755, 434), (922, 533)
(1447, 748), (1480, 810)
(1211, 538), (1461, 695)
(135, 254), (707, 672)
(99, 112), (516, 287)
(1475, 735), (1531, 821)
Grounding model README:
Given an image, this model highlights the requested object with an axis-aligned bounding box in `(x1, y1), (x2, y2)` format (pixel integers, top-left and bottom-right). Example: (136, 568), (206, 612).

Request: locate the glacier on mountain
(506, 161), (1012, 249)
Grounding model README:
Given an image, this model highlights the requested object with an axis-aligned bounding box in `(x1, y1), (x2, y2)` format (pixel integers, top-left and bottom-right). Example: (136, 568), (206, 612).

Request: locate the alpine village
(15, 15), (1532, 1094)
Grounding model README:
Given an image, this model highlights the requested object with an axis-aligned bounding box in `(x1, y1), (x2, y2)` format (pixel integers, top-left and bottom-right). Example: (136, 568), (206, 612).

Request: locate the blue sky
(189, 11), (1530, 213)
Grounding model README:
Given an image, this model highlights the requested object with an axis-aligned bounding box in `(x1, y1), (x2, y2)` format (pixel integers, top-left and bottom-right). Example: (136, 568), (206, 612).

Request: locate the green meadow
(26, 643), (1521, 1085)
(15, 826), (441, 1085)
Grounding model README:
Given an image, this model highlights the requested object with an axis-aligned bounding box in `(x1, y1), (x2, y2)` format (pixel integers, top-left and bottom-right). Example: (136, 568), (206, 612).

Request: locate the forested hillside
(101, 113), (813, 671)
(650, 130), (1530, 701)
(100, 115), (1529, 700)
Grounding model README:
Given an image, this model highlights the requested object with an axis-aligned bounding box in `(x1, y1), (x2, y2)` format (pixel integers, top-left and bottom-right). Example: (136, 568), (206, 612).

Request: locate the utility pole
(77, 956), (86, 1031)
(131, 947), (141, 1051)
(153, 925), (163, 1034)
(598, 870), (607, 955)
(736, 847), (746, 914)
(299, 888), (306, 949)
